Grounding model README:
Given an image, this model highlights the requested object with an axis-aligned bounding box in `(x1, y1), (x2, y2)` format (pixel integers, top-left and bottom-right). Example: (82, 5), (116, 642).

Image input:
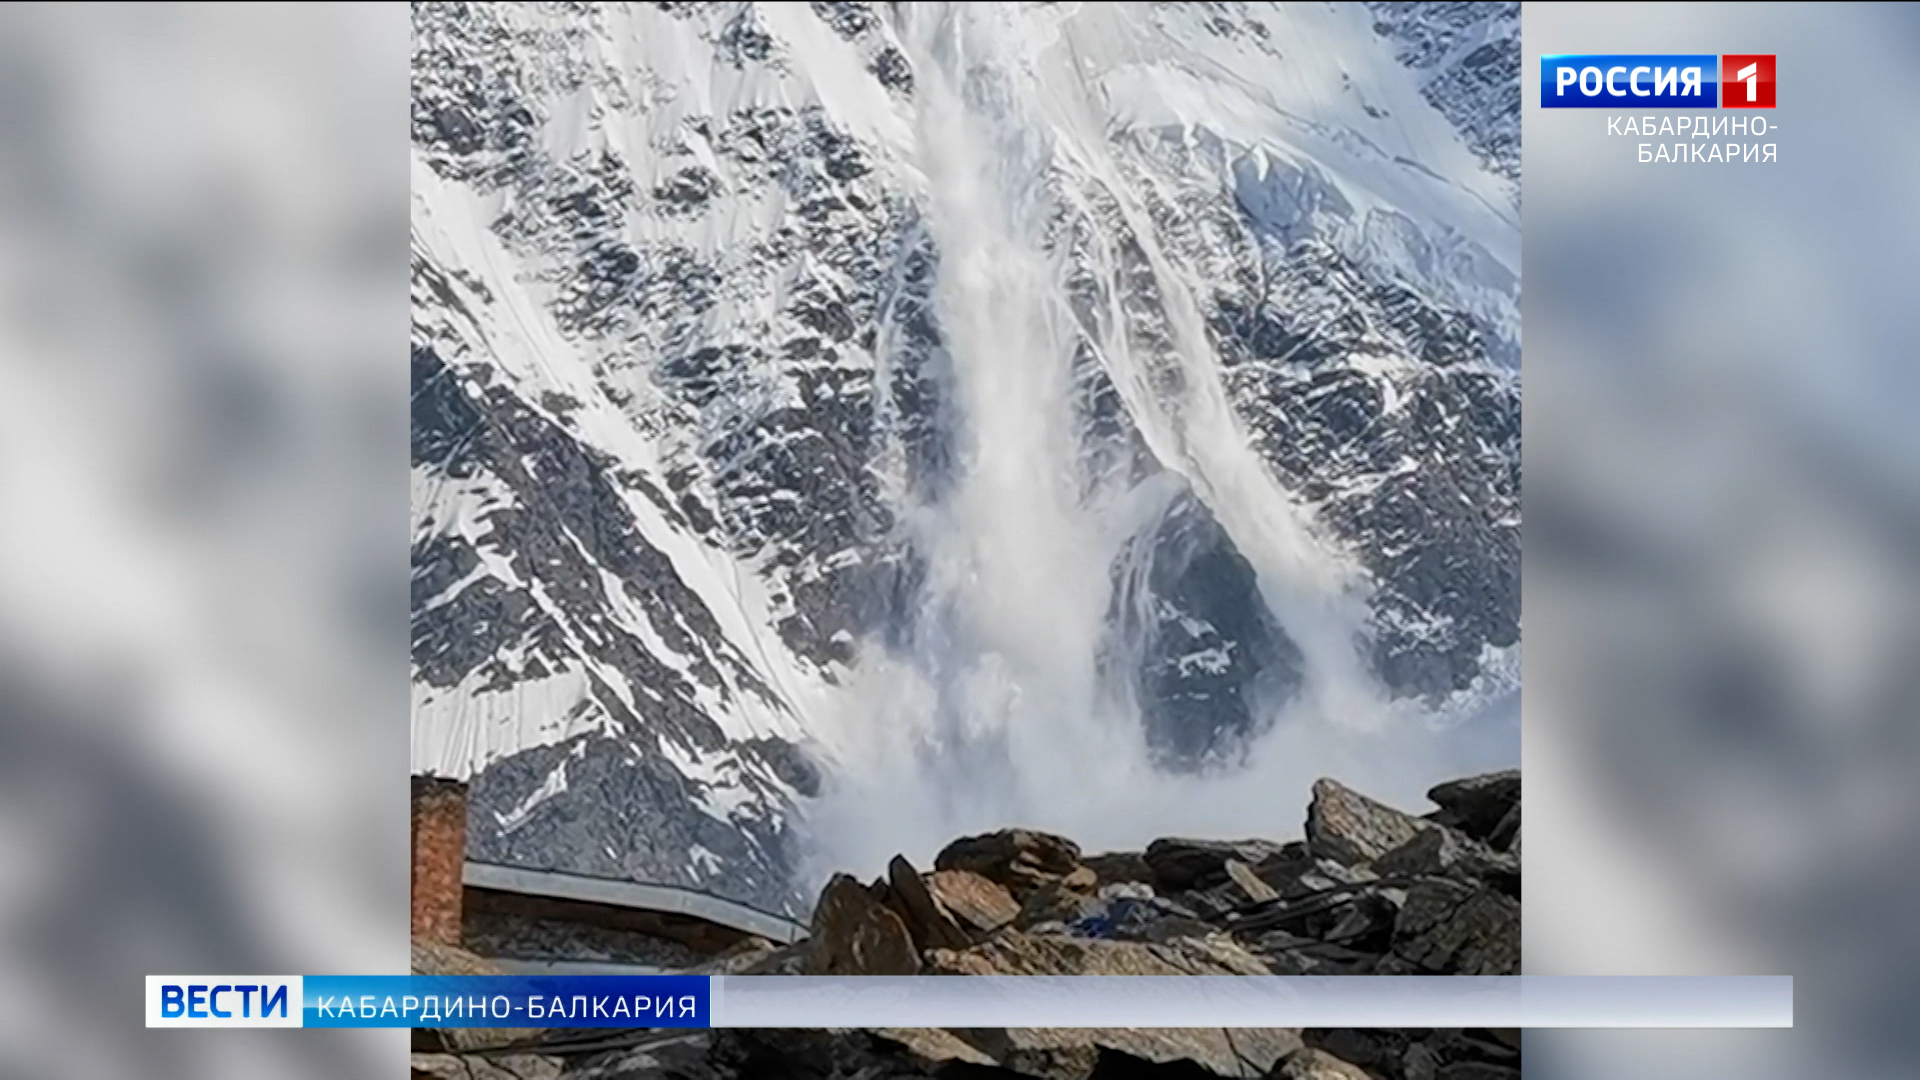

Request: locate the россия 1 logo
(1541, 55), (1776, 108)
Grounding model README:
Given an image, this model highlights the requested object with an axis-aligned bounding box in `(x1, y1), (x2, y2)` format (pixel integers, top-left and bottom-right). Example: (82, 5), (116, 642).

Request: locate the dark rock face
(1426, 769), (1521, 840)
(1388, 879), (1520, 976)
(885, 854), (971, 951)
(1195, 233), (1520, 701)
(413, 327), (810, 914)
(1106, 484), (1304, 767)
(1144, 837), (1292, 893)
(1372, 824), (1519, 898)
(1082, 851), (1156, 888)
(465, 737), (800, 916)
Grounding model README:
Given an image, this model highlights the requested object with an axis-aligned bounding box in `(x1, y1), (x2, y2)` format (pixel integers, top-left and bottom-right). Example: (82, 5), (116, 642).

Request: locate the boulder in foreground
(935, 828), (1084, 900)
(1305, 777), (1430, 866)
(808, 873), (920, 976)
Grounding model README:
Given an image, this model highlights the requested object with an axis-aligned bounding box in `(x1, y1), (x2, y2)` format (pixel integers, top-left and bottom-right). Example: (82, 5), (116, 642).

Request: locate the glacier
(410, 1), (1519, 915)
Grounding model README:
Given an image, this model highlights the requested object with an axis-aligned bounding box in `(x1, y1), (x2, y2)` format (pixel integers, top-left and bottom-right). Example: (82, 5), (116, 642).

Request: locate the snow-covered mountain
(410, 1), (1519, 916)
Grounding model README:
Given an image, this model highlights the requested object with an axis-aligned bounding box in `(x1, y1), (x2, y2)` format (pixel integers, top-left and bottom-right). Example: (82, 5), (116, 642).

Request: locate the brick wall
(411, 775), (467, 947)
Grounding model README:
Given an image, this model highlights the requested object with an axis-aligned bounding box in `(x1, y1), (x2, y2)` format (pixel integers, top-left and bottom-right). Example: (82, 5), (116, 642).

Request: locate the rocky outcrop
(934, 829), (1084, 900)
(884, 854), (972, 951)
(1276, 1048), (1376, 1080)
(909, 1024), (1302, 1080)
(1489, 801), (1520, 855)
(788, 772), (1521, 989)
(1425, 769), (1520, 841)
(806, 873), (920, 976)
(1081, 851), (1155, 887)
(1012, 877), (1105, 931)
(501, 770), (1521, 1080)
(1301, 1028), (1520, 1080)
(1144, 837), (1291, 892)
(1225, 858), (1280, 903)
(1386, 879), (1520, 976)
(411, 1052), (561, 1080)
(1373, 824), (1519, 898)
(925, 868), (1022, 937)
(1305, 777), (1432, 866)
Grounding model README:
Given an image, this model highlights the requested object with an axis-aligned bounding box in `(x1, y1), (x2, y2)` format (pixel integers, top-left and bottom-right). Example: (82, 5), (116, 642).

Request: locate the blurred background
(1525, 2), (1920, 1077)
(0, 2), (1915, 1078)
(0, 3), (406, 1077)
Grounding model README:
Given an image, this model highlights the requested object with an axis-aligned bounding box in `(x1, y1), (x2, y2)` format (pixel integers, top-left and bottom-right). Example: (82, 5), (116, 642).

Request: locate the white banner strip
(710, 976), (1791, 1030)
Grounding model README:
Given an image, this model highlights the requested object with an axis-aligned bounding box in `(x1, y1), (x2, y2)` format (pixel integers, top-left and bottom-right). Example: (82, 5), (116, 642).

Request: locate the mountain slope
(409, 0), (1519, 914)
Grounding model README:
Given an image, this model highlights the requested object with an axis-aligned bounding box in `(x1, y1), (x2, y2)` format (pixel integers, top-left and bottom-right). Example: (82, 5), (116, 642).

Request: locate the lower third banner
(145, 975), (709, 1028)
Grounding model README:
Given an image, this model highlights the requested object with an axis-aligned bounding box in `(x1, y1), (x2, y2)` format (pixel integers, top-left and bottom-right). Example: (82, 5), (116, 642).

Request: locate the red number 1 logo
(1720, 54), (1776, 108)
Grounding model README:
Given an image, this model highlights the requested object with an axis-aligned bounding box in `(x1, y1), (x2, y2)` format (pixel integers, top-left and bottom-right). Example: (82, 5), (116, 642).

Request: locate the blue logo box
(1541, 55), (1720, 108)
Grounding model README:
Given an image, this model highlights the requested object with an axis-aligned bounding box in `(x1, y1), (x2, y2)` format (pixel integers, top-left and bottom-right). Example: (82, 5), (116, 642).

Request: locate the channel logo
(1542, 55), (1776, 109)
(1721, 54), (1776, 108)
(146, 976), (301, 1028)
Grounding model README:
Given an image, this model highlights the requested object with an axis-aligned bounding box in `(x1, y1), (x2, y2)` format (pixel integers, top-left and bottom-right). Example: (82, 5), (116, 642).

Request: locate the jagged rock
(887, 855), (972, 951)
(1487, 802), (1520, 853)
(876, 933), (1301, 1079)
(925, 929), (1270, 977)
(1144, 837), (1291, 892)
(804, 1029), (1315, 1080)
(809, 873), (921, 975)
(410, 940), (539, 1052)
(1320, 891), (1402, 953)
(1252, 850), (1379, 899)
(1163, 933), (1289, 977)
(872, 1027), (1000, 1069)
(1426, 770), (1520, 841)
(1438, 1065), (1522, 1080)
(1224, 858), (1279, 903)
(1392, 880), (1520, 975)
(662, 1029), (984, 1080)
(1390, 877), (1473, 935)
(1129, 913), (1222, 945)
(926, 868), (1022, 936)
(1061, 865), (1098, 891)
(1306, 778), (1430, 866)
(553, 1029), (722, 1078)
(947, 1027), (1302, 1080)
(936, 829), (1084, 900)
(1404, 1040), (1442, 1080)
(1015, 878), (1104, 930)
(1223, 873), (1401, 953)
(1239, 926), (1370, 975)
(1275, 1047), (1374, 1079)
(1373, 824), (1519, 885)
(412, 1052), (562, 1080)
(1194, 847), (1384, 924)
(1082, 851), (1155, 887)
(1301, 1030), (1415, 1078)
(531, 768), (1521, 1075)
